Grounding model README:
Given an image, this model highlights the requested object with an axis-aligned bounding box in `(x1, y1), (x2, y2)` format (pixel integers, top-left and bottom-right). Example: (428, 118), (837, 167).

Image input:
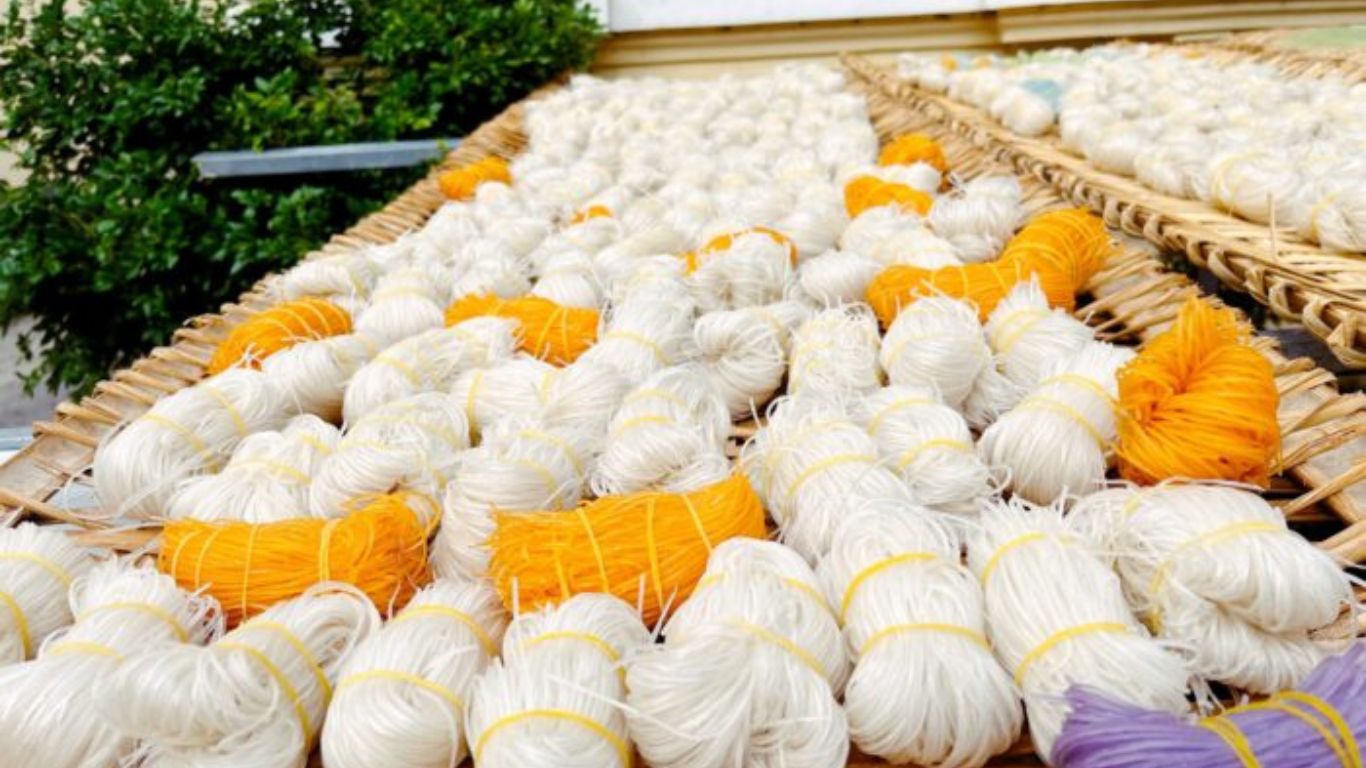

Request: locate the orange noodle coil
(208, 298), (351, 374)
(878, 132), (949, 173)
(998, 207), (1111, 291)
(486, 473), (766, 625)
(865, 257), (1075, 328)
(437, 156), (511, 201)
(568, 204), (612, 225)
(844, 176), (934, 218)
(681, 226), (799, 273)
(1115, 297), (1280, 486)
(444, 293), (599, 365)
(159, 492), (435, 626)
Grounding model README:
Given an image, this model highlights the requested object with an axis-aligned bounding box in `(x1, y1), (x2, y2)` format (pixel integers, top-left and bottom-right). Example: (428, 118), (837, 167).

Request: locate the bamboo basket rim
(0, 64), (1359, 768)
(843, 52), (1366, 370)
(1206, 26), (1366, 84)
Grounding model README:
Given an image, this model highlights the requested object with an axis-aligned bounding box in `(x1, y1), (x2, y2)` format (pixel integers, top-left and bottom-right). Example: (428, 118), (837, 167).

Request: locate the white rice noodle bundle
(991, 85), (1057, 137)
(980, 341), (1133, 505)
(275, 251), (378, 310)
(168, 414), (340, 522)
(626, 538), (850, 768)
(798, 249), (882, 306)
(742, 397), (909, 562)
(787, 305), (883, 398)
(321, 579), (510, 768)
(1070, 484), (1353, 693)
(694, 301), (811, 419)
(0, 523), (94, 665)
(861, 386), (992, 518)
(93, 368), (287, 519)
(599, 254), (689, 307)
(341, 317), (518, 425)
(535, 357), (631, 436)
(449, 355), (557, 441)
(530, 249), (603, 309)
(449, 250), (533, 303)
(353, 268), (448, 347)
(869, 161), (942, 196)
(412, 203), (483, 262)
(0, 559), (222, 768)
(262, 333), (378, 422)
(431, 419), (593, 581)
(96, 583), (378, 768)
(839, 206), (924, 257)
(591, 365), (731, 496)
(820, 504), (1022, 766)
(878, 296), (993, 411)
(1302, 169), (1366, 252)
(578, 294), (697, 387)
(686, 230), (795, 312)
(1203, 148), (1310, 227)
(984, 279), (1094, 391)
(1080, 120), (1151, 177)
(773, 187), (848, 259)
(928, 175), (1022, 263)
(1133, 132), (1213, 199)
(968, 497), (1191, 758)
(311, 392), (470, 518)
(470, 594), (650, 768)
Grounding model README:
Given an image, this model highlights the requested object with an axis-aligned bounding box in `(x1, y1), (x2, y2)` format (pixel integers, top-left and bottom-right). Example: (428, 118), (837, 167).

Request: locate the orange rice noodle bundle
(1115, 297), (1279, 486)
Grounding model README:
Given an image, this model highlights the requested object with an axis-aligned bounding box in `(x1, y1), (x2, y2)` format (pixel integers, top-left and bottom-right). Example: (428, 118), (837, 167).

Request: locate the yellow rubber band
(991, 306), (1049, 354)
(232, 459), (311, 485)
(576, 508), (611, 593)
(785, 454), (875, 504)
(81, 601), (189, 642)
(1147, 521), (1281, 632)
(1014, 621), (1128, 686)
(47, 640), (123, 660)
(604, 330), (668, 365)
(475, 708), (630, 767)
(860, 622), (990, 656)
(0, 552), (75, 587)
(623, 387), (687, 409)
(1276, 691), (1361, 768)
(200, 384), (247, 437)
(980, 532), (1052, 586)
(698, 572), (834, 619)
(1017, 396), (1107, 450)
(142, 413), (220, 469)
(464, 369), (485, 430)
(727, 619), (827, 680)
(373, 353), (422, 385)
(393, 605), (497, 657)
(867, 397), (935, 435)
(840, 552), (938, 622)
(522, 630), (620, 663)
(337, 669), (463, 714)
(0, 590), (31, 658)
(1037, 373), (1114, 405)
(896, 438), (971, 470)
(236, 620), (332, 704)
(610, 414), (674, 438)
(218, 641), (314, 739)
(1199, 716), (1260, 768)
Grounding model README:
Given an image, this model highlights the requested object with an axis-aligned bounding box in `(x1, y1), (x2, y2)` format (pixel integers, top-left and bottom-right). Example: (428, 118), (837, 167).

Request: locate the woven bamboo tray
(0, 68), (1362, 767)
(1208, 26), (1366, 84)
(842, 54), (1366, 370)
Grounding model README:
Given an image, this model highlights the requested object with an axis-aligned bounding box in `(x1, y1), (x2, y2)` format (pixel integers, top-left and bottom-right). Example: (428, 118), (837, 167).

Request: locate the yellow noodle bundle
(844, 176), (934, 218)
(444, 293), (599, 365)
(486, 473), (767, 625)
(866, 256), (1075, 327)
(208, 298), (351, 374)
(1116, 297), (1280, 486)
(437, 156), (511, 201)
(160, 493), (434, 626)
(998, 208), (1111, 291)
(681, 226), (798, 273)
(878, 132), (949, 173)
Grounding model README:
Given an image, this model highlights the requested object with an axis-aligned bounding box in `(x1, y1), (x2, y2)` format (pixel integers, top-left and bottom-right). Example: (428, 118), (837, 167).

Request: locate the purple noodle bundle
(1053, 642), (1364, 767)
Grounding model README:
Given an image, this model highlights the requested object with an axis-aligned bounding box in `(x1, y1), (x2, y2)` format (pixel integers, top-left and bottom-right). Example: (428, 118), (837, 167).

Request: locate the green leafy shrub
(0, 0), (601, 395)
